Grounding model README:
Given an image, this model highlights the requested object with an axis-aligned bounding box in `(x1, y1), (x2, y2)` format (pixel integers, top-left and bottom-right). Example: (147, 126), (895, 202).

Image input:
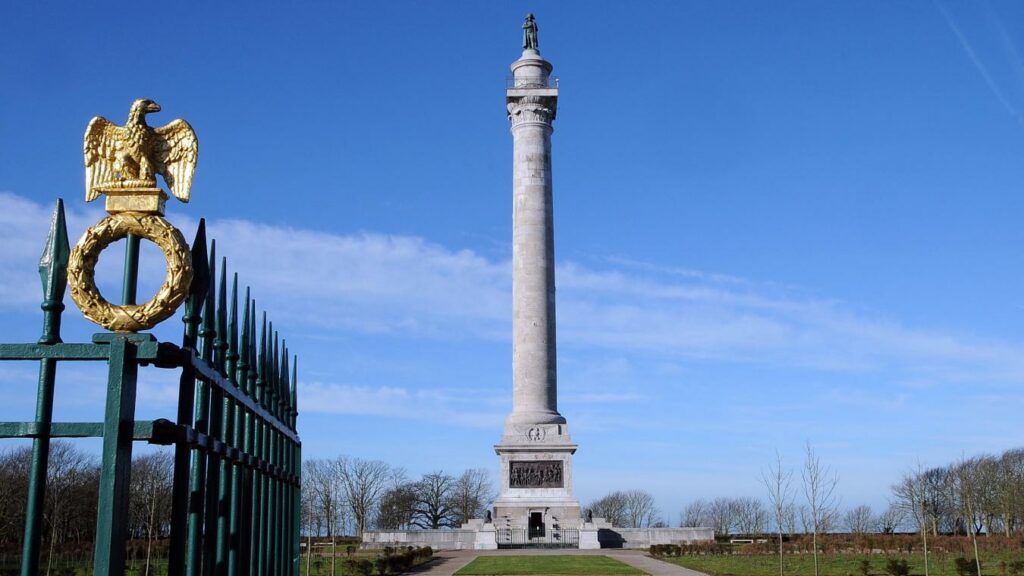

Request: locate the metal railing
(0, 202), (301, 576)
(496, 527), (579, 549)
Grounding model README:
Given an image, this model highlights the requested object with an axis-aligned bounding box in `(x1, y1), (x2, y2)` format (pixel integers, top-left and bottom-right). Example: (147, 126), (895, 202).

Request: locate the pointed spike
(238, 287), (250, 391)
(228, 272), (239, 383)
(188, 219), (210, 305)
(216, 257), (228, 369)
(291, 355), (298, 417)
(272, 330), (280, 390)
(200, 241), (217, 358)
(258, 311), (267, 399)
(39, 199), (70, 302)
(278, 338), (286, 409)
(280, 342), (290, 412)
(229, 275), (238, 343)
(250, 301), (259, 396)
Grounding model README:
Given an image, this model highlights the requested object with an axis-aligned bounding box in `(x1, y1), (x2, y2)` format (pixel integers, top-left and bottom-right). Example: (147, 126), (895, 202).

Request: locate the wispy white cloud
(2, 191), (1023, 427)
(301, 381), (501, 428)
(935, 0), (1024, 130)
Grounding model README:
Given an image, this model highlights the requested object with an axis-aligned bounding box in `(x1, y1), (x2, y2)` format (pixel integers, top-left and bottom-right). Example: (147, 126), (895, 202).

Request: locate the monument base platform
(493, 422), (581, 536)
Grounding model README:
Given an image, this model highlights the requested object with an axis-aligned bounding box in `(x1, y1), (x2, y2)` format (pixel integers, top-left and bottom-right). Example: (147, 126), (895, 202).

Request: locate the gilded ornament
(84, 98), (198, 212)
(68, 99), (198, 332)
(67, 213), (193, 332)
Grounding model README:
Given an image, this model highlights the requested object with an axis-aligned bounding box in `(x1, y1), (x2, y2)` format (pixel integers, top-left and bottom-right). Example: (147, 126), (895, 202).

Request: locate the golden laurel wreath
(67, 213), (193, 332)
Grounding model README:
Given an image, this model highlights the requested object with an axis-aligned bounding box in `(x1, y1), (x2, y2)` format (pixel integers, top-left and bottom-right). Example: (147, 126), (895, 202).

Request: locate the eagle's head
(127, 99), (162, 124)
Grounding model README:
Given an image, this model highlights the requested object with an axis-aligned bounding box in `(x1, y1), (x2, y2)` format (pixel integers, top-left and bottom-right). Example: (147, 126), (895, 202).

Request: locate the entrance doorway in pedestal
(529, 512), (544, 538)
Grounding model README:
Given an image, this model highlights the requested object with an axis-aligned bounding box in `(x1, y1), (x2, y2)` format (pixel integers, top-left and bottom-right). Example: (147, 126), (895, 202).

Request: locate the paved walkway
(405, 548), (710, 576)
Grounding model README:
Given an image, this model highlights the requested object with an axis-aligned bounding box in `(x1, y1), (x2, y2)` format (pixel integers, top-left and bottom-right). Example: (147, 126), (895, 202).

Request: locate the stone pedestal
(461, 519), (498, 550)
(493, 425), (580, 532)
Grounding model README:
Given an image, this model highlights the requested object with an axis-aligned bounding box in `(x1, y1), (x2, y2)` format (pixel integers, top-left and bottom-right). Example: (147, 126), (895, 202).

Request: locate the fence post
(20, 200), (69, 576)
(92, 333), (150, 576)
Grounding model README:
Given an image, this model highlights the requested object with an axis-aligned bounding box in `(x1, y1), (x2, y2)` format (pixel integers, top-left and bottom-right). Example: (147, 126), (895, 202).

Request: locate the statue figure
(484, 510), (493, 524)
(585, 509), (593, 523)
(84, 99), (198, 203)
(523, 13), (538, 50)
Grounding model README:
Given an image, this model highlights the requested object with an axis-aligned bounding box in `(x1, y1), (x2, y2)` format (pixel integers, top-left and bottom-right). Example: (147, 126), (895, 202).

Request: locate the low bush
(884, 558), (909, 576)
(954, 557), (980, 576)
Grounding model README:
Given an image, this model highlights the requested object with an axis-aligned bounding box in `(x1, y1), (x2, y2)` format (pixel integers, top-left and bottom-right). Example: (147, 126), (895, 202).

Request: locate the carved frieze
(509, 460), (563, 488)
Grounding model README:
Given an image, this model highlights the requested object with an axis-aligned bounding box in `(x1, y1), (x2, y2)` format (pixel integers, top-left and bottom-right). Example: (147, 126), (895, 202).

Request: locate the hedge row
(344, 546), (433, 576)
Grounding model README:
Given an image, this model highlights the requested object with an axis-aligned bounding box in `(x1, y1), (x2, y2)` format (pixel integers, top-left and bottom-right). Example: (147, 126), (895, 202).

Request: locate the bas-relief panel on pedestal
(509, 460), (563, 488)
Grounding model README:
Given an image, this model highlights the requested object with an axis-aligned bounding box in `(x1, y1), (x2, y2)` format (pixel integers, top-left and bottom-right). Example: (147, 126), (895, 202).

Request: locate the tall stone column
(507, 48), (562, 428)
(493, 28), (581, 538)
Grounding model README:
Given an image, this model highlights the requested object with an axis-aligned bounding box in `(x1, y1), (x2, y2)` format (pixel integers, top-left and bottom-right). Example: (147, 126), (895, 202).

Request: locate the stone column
(507, 49), (563, 428)
(494, 40), (580, 538)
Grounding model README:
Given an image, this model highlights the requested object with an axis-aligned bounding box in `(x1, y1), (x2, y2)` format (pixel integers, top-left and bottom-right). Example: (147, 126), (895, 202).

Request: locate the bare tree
(450, 468), (495, 526)
(781, 502), (798, 536)
(588, 491), (628, 527)
(801, 442), (839, 576)
(376, 483), (418, 530)
(997, 449), (1024, 536)
(130, 452), (173, 576)
(875, 503), (906, 534)
(892, 462), (931, 576)
(411, 471), (456, 529)
(335, 456), (393, 537)
(762, 451), (793, 576)
(681, 499), (708, 528)
(733, 497), (767, 535)
(0, 446), (32, 546)
(843, 505), (873, 534)
(623, 489), (658, 528)
(45, 442), (97, 576)
(299, 473), (319, 576)
(952, 457), (983, 576)
(707, 497), (737, 535)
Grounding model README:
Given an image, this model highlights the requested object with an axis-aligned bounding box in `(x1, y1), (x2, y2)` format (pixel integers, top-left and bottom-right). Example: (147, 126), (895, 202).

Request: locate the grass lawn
(455, 555), (647, 575)
(668, 552), (1023, 576)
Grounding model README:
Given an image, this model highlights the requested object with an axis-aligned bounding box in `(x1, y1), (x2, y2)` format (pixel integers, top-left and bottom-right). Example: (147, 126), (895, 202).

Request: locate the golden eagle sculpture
(84, 98), (198, 203)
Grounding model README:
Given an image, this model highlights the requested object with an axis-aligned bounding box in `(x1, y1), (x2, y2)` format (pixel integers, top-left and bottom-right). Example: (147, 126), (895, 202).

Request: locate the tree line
(300, 456), (496, 538)
(0, 443), (173, 575)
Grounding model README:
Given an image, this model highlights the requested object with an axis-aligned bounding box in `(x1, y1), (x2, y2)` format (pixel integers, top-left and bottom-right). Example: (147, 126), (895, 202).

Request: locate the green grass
(667, 552), (1023, 576)
(455, 555), (647, 575)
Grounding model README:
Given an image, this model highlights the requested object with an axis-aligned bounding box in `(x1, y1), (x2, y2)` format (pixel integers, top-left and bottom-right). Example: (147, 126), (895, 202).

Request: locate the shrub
(375, 556), (388, 576)
(1008, 560), (1024, 576)
(346, 558), (373, 576)
(859, 559), (871, 576)
(884, 558), (909, 576)
(954, 557), (979, 576)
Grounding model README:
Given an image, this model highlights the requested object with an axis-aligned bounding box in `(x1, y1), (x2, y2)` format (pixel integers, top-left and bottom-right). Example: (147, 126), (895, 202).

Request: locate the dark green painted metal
(20, 200), (69, 576)
(198, 244), (218, 576)
(169, 220), (208, 576)
(0, 420), (159, 440)
(93, 334), (149, 576)
(3, 212), (301, 576)
(122, 232), (141, 305)
(0, 341), (158, 360)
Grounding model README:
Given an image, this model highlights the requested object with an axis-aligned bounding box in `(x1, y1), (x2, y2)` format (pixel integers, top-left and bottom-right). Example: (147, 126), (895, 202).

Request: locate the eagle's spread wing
(154, 119), (198, 202)
(83, 116), (121, 202)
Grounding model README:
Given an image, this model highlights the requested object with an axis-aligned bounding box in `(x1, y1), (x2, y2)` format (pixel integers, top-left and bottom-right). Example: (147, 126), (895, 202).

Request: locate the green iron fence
(0, 201), (302, 576)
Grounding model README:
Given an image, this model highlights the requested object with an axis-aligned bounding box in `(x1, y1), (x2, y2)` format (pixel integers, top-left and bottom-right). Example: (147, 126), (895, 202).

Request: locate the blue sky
(2, 1), (1024, 522)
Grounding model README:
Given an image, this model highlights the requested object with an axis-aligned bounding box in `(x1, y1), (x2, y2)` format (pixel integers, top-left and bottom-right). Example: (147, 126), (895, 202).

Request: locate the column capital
(507, 95), (557, 128)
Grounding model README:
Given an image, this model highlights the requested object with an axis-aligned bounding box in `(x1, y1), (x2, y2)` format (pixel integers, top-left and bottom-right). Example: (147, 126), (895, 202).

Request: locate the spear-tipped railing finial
(200, 241), (217, 361)
(38, 199), (70, 345)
